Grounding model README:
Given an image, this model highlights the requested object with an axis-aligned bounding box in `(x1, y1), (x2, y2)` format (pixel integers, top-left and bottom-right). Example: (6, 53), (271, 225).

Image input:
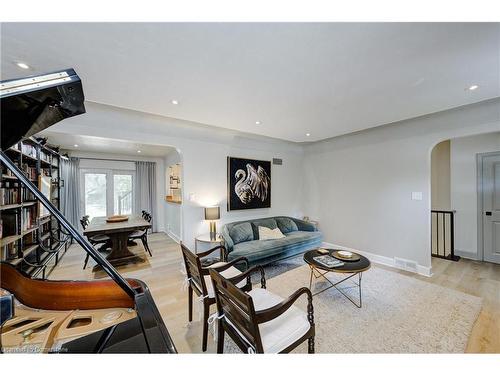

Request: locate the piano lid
(0, 68), (85, 150)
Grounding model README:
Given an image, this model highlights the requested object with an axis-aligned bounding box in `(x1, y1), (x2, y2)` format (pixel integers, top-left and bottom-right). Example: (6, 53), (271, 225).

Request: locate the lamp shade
(204, 206), (220, 220)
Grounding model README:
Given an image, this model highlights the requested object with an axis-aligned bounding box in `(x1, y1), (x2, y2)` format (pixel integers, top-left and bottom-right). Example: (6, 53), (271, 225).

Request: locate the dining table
(83, 215), (152, 271)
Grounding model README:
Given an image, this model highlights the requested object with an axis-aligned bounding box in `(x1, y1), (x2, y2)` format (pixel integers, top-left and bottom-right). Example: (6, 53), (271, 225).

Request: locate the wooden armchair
(180, 242), (250, 352)
(209, 265), (315, 354)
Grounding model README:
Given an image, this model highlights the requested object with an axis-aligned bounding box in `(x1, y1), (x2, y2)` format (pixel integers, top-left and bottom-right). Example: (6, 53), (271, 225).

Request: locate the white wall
(450, 132), (500, 259)
(164, 150), (182, 241)
(303, 98), (500, 273)
(51, 101), (305, 249)
(50, 98), (500, 273)
(66, 150), (166, 232)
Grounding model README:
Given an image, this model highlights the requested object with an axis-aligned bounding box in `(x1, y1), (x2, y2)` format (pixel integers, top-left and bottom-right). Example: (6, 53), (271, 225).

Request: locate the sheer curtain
(135, 161), (157, 232)
(60, 156), (81, 229)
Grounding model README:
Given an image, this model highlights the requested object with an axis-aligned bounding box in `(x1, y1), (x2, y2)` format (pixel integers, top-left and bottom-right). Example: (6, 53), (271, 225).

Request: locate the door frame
(80, 168), (136, 218)
(476, 151), (500, 262)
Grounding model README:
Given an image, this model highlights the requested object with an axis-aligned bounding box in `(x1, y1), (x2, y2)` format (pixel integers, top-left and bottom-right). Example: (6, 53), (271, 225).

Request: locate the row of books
(0, 183), (19, 205)
(0, 184), (37, 205)
(21, 163), (38, 180)
(21, 207), (38, 231)
(40, 150), (51, 163)
(0, 207), (38, 238)
(21, 143), (37, 158)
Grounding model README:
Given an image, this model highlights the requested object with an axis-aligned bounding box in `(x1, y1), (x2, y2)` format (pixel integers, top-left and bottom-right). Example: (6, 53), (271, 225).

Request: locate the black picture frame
(227, 157), (271, 211)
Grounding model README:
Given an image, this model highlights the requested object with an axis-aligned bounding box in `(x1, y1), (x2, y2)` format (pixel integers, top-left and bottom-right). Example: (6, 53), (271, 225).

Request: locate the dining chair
(128, 212), (152, 256)
(80, 216), (111, 269)
(209, 265), (315, 354)
(180, 242), (250, 352)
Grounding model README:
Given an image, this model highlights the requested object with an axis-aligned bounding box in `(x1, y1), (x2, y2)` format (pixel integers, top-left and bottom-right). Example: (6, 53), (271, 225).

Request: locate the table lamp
(204, 206), (220, 240)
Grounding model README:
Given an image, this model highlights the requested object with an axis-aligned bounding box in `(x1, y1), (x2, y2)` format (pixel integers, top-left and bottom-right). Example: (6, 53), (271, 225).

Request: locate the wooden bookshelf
(0, 137), (70, 279)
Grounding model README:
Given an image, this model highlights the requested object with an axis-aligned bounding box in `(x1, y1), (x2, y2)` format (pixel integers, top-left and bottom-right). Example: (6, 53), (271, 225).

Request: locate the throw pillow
(276, 217), (299, 233)
(228, 222), (254, 244)
(251, 218), (278, 239)
(258, 226), (285, 240)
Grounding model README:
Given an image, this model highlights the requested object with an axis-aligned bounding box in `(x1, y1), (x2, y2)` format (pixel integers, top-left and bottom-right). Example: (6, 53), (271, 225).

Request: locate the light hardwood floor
(49, 233), (500, 353)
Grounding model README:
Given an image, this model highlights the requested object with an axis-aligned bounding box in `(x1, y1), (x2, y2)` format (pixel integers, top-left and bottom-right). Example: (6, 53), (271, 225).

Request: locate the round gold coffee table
(304, 248), (371, 308)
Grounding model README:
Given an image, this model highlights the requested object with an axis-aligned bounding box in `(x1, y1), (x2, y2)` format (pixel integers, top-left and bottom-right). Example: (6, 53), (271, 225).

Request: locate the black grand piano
(0, 69), (177, 353)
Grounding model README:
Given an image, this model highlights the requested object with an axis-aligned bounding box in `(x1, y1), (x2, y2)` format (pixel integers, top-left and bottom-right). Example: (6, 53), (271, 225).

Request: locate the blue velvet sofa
(220, 216), (322, 266)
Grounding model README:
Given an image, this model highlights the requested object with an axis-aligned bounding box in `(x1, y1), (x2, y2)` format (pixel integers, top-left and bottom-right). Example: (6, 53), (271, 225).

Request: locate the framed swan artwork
(227, 157), (271, 211)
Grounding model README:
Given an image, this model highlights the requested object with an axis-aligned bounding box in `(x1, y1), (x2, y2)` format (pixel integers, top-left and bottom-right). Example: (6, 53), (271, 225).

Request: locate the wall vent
(272, 158), (283, 165)
(394, 257), (418, 273)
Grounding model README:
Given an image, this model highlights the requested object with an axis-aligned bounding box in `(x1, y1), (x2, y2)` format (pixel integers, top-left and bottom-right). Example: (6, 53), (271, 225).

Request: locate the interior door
(482, 153), (500, 264)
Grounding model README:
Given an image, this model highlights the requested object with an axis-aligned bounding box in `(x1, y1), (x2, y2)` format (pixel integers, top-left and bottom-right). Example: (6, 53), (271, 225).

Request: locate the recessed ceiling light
(74, 144), (79, 147)
(255, 121), (261, 125)
(171, 100), (179, 105)
(16, 62), (30, 69)
(137, 150), (142, 153)
(306, 133), (311, 137)
(468, 85), (479, 91)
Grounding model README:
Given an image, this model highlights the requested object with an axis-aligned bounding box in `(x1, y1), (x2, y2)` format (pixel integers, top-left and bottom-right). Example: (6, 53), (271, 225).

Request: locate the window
(80, 169), (135, 219)
(113, 174), (133, 215)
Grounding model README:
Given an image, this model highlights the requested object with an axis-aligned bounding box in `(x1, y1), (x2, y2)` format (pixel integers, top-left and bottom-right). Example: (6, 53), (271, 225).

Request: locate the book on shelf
(21, 143), (37, 158)
(22, 189), (36, 202)
(21, 206), (38, 231)
(40, 151), (51, 163)
(21, 163), (37, 180)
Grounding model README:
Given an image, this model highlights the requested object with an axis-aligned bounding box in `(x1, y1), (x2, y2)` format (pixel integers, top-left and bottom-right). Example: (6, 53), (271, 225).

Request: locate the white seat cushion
(243, 288), (310, 353)
(204, 262), (245, 298)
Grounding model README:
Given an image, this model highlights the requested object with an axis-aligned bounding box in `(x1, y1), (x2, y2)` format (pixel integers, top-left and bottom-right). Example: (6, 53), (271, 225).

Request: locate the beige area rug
(222, 265), (482, 353)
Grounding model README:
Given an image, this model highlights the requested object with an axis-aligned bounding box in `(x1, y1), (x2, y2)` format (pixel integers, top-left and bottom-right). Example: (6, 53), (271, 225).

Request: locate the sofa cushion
(276, 217), (298, 234)
(258, 226), (285, 240)
(251, 218), (278, 239)
(229, 222), (254, 245)
(230, 230), (322, 263)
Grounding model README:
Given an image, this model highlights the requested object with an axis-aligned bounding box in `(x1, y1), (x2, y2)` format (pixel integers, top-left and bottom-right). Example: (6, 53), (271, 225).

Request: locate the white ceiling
(1, 23), (499, 142)
(41, 131), (175, 158)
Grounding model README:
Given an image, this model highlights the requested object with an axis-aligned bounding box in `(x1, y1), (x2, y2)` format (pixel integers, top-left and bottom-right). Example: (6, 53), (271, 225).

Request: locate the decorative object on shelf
(204, 206), (220, 240)
(106, 215), (129, 223)
(227, 156), (271, 211)
(166, 163), (182, 203)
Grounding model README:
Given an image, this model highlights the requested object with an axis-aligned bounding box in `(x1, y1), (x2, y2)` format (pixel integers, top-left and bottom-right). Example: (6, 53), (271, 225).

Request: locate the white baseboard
(454, 250), (479, 261)
(166, 230), (181, 244)
(321, 242), (432, 277)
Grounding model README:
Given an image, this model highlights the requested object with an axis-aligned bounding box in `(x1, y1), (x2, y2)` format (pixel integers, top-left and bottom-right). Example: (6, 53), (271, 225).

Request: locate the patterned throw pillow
(276, 217), (299, 233)
(258, 226), (285, 240)
(229, 222), (254, 244)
